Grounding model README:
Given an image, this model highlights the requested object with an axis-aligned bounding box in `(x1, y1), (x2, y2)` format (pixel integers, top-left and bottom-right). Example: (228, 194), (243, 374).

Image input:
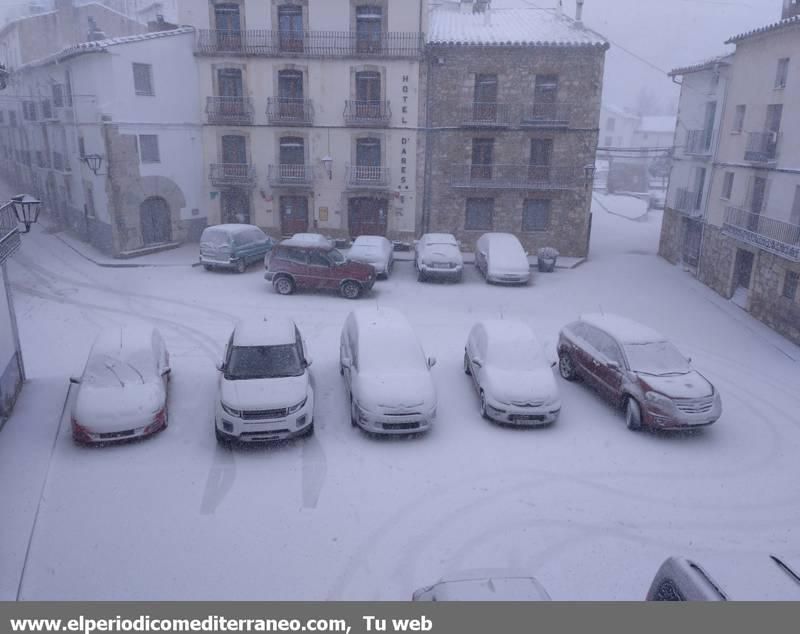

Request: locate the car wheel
(388, 260), (394, 275)
(203, 264), (213, 271)
(463, 352), (471, 376)
(417, 269), (425, 282)
(350, 396), (359, 428)
(300, 421), (314, 438)
(274, 276), (295, 295)
(559, 352), (578, 381)
(236, 259), (247, 274)
(479, 391), (489, 420)
(341, 281), (362, 300)
(625, 397), (643, 431)
(455, 271), (463, 283)
(215, 427), (233, 448)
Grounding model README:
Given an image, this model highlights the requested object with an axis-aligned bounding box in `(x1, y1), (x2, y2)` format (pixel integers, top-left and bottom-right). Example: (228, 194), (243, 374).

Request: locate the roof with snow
(602, 104), (639, 120)
(428, 4), (608, 48)
(726, 14), (800, 44)
(581, 314), (666, 344)
(669, 54), (734, 77)
(636, 116), (676, 134)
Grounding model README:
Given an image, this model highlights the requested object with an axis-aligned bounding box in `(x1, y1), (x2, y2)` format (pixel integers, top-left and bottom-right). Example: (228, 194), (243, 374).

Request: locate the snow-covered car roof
(480, 232), (525, 252)
(480, 319), (538, 345)
(350, 307), (426, 370)
(202, 224), (264, 237)
(420, 233), (458, 246)
(282, 233), (333, 248)
(233, 318), (297, 347)
(85, 326), (161, 386)
(580, 313), (666, 345)
(352, 235), (389, 247)
(415, 569), (551, 601)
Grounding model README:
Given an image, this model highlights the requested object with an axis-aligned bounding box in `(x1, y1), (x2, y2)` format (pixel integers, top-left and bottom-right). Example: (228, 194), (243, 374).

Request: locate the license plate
(513, 415), (544, 422)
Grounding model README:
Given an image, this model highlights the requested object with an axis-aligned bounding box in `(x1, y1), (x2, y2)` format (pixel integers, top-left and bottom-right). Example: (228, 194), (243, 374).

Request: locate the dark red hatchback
(265, 238), (376, 299)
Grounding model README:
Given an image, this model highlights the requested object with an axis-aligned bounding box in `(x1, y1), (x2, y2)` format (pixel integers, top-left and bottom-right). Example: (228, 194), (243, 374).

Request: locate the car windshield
(329, 249), (346, 265)
(486, 340), (544, 371)
(225, 344), (304, 380)
(624, 341), (691, 376)
(84, 352), (155, 387)
(360, 336), (425, 374)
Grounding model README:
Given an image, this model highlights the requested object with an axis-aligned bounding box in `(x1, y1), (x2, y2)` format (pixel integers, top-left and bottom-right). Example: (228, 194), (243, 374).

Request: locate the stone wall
(658, 206), (683, 265)
(748, 251), (800, 345)
(697, 224), (737, 298)
(424, 44), (606, 256)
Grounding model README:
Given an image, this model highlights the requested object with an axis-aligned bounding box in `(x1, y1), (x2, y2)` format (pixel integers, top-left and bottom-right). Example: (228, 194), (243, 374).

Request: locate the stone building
(659, 0), (800, 345)
(0, 27), (206, 256)
(190, 0), (426, 243)
(422, 0), (608, 257)
(0, 203), (25, 428)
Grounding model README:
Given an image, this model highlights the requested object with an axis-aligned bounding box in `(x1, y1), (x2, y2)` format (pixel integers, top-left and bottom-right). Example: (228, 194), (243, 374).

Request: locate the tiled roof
(428, 4), (608, 48)
(669, 54), (733, 77)
(726, 15), (800, 44)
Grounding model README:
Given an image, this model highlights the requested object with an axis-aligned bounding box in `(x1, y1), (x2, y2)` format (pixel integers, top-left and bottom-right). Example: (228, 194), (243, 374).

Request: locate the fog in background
(498, 0), (780, 113)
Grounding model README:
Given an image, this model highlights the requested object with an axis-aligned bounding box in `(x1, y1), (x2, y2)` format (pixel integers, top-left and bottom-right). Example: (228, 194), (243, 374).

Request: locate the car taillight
(144, 407), (166, 434)
(71, 417), (92, 441)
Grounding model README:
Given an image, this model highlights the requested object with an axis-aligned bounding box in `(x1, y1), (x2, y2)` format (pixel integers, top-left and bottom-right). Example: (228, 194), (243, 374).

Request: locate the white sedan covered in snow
(415, 233), (464, 282)
(413, 569), (551, 601)
(346, 235), (394, 278)
(464, 320), (561, 425)
(475, 233), (531, 285)
(70, 326), (171, 444)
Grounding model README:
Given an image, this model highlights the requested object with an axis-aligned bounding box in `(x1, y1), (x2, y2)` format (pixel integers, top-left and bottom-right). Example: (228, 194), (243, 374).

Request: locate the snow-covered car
(475, 233), (531, 285)
(340, 307), (437, 435)
(70, 326), (171, 444)
(415, 233), (464, 282)
(346, 235), (394, 278)
(557, 314), (722, 431)
(647, 555), (800, 600)
(199, 224), (275, 273)
(464, 320), (561, 425)
(413, 570), (551, 601)
(215, 318), (314, 445)
(285, 233), (336, 249)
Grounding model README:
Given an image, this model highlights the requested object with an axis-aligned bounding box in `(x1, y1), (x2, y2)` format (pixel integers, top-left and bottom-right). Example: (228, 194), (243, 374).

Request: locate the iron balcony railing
(206, 96), (254, 125)
(209, 163), (257, 187)
(451, 164), (578, 190)
(195, 30), (423, 58)
(674, 187), (700, 214)
(343, 100), (391, 126)
(722, 206), (800, 262)
(347, 165), (390, 188)
(685, 129), (712, 156)
(744, 131), (780, 163)
(268, 164), (315, 187)
(266, 98), (314, 126)
(0, 200), (21, 264)
(460, 102), (511, 128)
(521, 102), (573, 127)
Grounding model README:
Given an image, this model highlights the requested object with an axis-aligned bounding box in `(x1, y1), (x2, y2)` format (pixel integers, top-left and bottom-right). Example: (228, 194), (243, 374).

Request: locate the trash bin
(537, 247), (559, 273)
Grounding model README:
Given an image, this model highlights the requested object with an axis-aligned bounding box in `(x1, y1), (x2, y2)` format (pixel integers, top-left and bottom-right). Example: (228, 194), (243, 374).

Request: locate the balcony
(744, 131), (780, 163)
(343, 100), (391, 127)
(195, 30), (423, 59)
(521, 103), (573, 128)
(0, 200), (21, 264)
(450, 164), (578, 190)
(460, 102), (511, 128)
(209, 163), (257, 188)
(673, 187), (700, 215)
(206, 96), (254, 125)
(685, 129), (712, 156)
(347, 165), (390, 189)
(722, 206), (800, 261)
(268, 164), (315, 188)
(267, 98), (314, 126)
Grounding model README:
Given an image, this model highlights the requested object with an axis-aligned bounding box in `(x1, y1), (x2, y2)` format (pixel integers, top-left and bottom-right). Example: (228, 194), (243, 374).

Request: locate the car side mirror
(304, 357), (313, 367)
(161, 367), (171, 377)
(550, 360), (558, 369)
(427, 356), (437, 369)
(69, 376), (81, 385)
(341, 358), (351, 369)
(472, 358), (483, 368)
(216, 361), (225, 372)
(607, 361), (620, 370)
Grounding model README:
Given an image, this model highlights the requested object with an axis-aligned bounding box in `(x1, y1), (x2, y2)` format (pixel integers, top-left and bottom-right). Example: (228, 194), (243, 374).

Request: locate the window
(41, 99), (52, 120)
(85, 183), (96, 218)
(279, 137), (305, 165)
(78, 137), (85, 157)
(470, 138), (493, 179)
(356, 137), (381, 167)
(356, 6), (383, 52)
(0, 111), (3, 124)
(9, 111), (16, 126)
(783, 271), (799, 300)
(138, 134), (160, 163)
(133, 63), (154, 96)
(52, 84), (64, 107)
(693, 166), (706, 210)
(721, 172), (734, 200)
(308, 251), (331, 267)
(65, 71), (73, 106)
(465, 198), (493, 230)
(775, 58), (790, 89)
(733, 105), (745, 133)
(607, 117), (616, 131)
(284, 246), (308, 264)
(530, 139), (553, 182)
(604, 136), (613, 146)
(23, 101), (37, 121)
(522, 199), (551, 232)
(278, 5), (304, 52)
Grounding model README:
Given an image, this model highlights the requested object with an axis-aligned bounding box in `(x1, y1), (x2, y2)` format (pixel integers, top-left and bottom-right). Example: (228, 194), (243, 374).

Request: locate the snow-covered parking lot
(2, 200), (800, 601)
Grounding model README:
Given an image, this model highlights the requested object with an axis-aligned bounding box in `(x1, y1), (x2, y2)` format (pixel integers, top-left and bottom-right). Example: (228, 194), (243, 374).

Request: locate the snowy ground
(2, 194), (800, 601)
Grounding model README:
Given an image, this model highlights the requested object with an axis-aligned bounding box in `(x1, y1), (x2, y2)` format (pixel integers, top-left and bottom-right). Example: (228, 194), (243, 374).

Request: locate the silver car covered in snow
(415, 233), (464, 282)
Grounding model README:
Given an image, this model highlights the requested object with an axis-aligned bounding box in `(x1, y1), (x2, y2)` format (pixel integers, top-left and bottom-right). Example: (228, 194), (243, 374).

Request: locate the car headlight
(220, 401), (241, 417)
(644, 391), (675, 411)
(422, 259), (432, 267)
(288, 397), (308, 414)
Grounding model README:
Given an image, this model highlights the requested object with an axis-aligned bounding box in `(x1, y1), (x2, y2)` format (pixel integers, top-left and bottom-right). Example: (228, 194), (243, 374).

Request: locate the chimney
(782, 0), (800, 19)
(576, 0), (585, 23)
(86, 16), (107, 42)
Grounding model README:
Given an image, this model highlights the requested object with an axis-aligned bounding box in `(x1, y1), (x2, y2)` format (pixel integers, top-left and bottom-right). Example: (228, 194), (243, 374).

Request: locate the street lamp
(80, 153), (105, 175)
(10, 194), (41, 233)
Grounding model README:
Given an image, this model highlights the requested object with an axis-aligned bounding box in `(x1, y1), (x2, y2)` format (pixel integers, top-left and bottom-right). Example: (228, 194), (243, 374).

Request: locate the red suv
(265, 240), (376, 299)
(557, 314), (722, 431)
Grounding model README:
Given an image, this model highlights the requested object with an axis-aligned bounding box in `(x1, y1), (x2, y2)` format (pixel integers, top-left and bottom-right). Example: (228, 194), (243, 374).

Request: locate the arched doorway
(140, 196), (172, 246)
